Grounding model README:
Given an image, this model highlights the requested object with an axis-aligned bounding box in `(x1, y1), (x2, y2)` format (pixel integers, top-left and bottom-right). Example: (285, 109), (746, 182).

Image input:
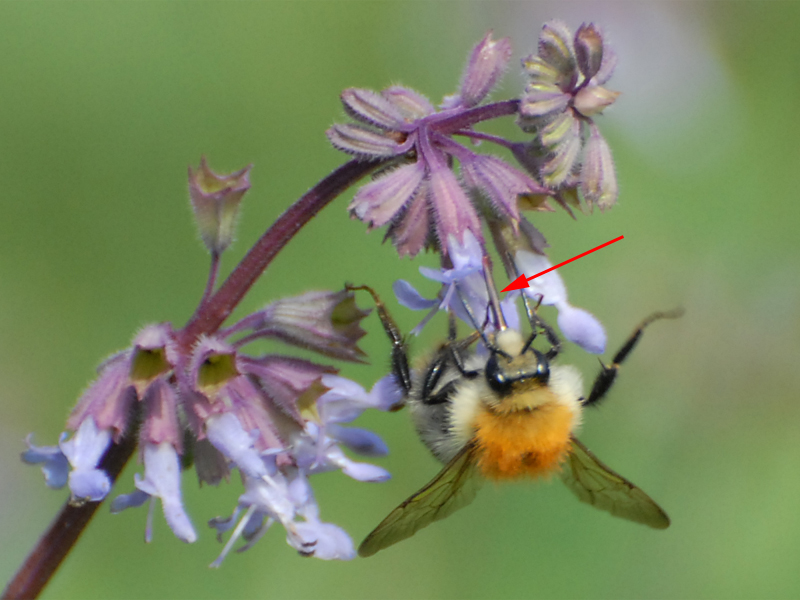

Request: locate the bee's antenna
(482, 255), (507, 331)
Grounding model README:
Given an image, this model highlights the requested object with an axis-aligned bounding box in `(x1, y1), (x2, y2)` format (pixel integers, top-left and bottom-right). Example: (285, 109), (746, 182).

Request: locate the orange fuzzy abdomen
(474, 402), (574, 480)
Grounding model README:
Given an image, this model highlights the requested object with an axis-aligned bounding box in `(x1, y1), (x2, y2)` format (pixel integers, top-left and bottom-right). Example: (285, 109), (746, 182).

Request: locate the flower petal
(514, 250), (568, 306)
(205, 412), (267, 479)
(22, 436), (69, 489)
(293, 521), (356, 560)
(328, 424), (389, 457)
(349, 162), (426, 229)
(382, 86), (435, 120)
(59, 417), (113, 501)
(555, 302), (607, 354)
(429, 167), (483, 254)
(136, 442), (197, 543)
(110, 489), (150, 513)
(326, 123), (407, 159)
(341, 88), (408, 130)
(393, 279), (438, 311)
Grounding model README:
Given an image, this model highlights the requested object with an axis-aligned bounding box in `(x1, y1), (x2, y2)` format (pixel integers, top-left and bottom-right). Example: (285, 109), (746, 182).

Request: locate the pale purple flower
(59, 417), (112, 502)
(208, 457), (356, 566)
(328, 33), (550, 257)
(23, 284), (387, 564)
(22, 436), (69, 489)
(112, 442), (197, 543)
(514, 249), (606, 354)
(394, 231), (520, 334)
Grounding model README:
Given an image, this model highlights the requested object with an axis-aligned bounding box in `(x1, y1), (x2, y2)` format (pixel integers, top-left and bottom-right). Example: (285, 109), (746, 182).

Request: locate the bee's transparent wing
(358, 445), (481, 557)
(560, 436), (670, 529)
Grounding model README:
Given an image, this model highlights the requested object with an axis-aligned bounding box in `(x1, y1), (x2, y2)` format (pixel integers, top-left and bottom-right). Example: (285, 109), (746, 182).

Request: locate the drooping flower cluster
(328, 33), (552, 258)
(329, 22), (615, 353)
(518, 21), (620, 211)
(19, 19), (623, 580)
(22, 161), (400, 566)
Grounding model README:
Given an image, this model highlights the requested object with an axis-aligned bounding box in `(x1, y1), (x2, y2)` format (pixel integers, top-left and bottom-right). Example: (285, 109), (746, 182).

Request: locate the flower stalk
(4, 158), (384, 600)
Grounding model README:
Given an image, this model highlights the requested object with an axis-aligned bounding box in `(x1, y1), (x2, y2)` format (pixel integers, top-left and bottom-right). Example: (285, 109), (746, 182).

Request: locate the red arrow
(501, 235), (624, 292)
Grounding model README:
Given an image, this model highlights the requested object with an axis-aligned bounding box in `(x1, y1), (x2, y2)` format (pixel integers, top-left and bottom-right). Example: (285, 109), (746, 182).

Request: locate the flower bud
(252, 290), (369, 362)
(188, 157), (251, 255)
(580, 124), (618, 210)
(574, 23), (604, 80)
(456, 32), (512, 108)
(573, 85), (620, 117)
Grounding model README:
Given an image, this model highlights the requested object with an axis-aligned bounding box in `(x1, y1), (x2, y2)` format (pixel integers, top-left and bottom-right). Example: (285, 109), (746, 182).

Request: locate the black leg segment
(583, 308), (683, 407)
(346, 284), (412, 396)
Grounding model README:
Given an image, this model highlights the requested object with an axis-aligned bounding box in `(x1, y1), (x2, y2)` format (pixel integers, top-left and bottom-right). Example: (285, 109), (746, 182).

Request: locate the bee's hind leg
(582, 309), (683, 407)
(346, 284), (412, 397)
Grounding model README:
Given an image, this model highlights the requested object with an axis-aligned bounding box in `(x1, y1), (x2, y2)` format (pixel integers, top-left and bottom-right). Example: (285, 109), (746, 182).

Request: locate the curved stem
(433, 99), (519, 133)
(452, 129), (517, 150)
(179, 158), (382, 348)
(4, 157), (383, 599)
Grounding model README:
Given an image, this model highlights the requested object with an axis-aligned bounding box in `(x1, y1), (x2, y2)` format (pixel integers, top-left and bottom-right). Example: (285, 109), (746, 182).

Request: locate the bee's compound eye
(485, 352), (513, 395)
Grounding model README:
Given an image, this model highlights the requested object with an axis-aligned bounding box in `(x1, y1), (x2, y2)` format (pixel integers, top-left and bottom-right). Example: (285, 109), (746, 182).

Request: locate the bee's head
(484, 329), (550, 397)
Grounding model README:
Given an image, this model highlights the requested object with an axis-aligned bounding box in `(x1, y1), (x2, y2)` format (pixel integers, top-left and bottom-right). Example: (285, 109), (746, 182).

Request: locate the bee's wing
(358, 444), (481, 557)
(560, 436), (670, 529)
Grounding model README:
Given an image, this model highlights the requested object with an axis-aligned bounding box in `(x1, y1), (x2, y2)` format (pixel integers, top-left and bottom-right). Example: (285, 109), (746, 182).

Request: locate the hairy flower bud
(249, 290), (369, 362)
(580, 123), (618, 210)
(573, 85), (620, 117)
(574, 23), (604, 80)
(188, 157), (252, 255)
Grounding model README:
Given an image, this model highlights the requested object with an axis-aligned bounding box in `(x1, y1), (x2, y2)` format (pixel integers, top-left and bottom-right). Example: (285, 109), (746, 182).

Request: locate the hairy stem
(434, 99), (519, 133)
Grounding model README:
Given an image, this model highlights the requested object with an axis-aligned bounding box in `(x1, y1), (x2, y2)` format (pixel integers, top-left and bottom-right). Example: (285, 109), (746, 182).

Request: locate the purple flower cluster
(328, 23), (617, 353)
(19, 19), (624, 578)
(328, 33), (551, 258)
(22, 160), (401, 566)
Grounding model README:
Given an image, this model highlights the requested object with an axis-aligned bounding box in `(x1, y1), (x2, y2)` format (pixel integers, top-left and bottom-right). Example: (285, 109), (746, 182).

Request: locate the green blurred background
(1, 2), (799, 598)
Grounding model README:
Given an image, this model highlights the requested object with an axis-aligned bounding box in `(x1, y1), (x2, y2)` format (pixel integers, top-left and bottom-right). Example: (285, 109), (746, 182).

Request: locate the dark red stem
(3, 157), (382, 600)
(4, 97), (521, 600)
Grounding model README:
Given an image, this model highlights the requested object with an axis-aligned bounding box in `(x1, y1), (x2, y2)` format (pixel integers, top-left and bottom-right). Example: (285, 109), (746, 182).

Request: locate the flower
(23, 287), (393, 563)
(328, 33), (550, 257)
(394, 228), (604, 353)
(518, 21), (620, 210)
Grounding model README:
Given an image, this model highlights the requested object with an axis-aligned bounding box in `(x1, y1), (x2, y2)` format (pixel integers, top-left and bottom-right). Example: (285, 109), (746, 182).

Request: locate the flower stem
(179, 158), (382, 348)
(4, 157), (383, 599)
(434, 99), (519, 133)
(198, 251), (221, 308)
(452, 129), (517, 150)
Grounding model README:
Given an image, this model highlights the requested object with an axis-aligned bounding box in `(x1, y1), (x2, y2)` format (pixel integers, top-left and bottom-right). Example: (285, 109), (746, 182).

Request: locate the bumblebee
(348, 280), (680, 557)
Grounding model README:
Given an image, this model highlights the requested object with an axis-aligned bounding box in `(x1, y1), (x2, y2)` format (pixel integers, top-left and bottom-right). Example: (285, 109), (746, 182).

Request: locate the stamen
(210, 504), (258, 569)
